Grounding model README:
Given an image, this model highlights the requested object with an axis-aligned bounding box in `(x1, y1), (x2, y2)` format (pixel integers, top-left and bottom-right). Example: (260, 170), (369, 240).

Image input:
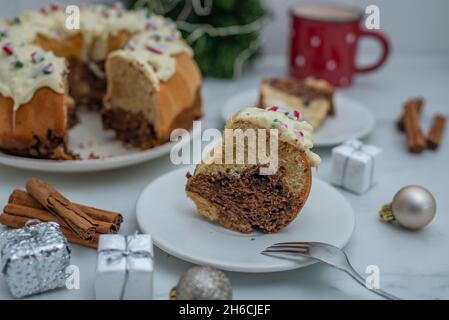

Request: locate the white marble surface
(0, 54), (448, 300)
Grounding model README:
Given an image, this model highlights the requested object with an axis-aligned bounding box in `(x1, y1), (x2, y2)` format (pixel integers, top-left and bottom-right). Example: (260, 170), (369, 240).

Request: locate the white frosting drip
(108, 15), (192, 89)
(0, 43), (66, 112)
(235, 107), (321, 167)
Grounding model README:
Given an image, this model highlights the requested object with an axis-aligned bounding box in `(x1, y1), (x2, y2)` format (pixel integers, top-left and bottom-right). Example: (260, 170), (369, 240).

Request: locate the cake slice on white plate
(186, 106), (320, 234)
(258, 77), (335, 128)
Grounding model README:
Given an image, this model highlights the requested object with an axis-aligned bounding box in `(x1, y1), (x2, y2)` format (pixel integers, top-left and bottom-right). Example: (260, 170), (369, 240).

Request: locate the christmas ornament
(125, 0), (269, 78)
(379, 185), (436, 230)
(171, 266), (232, 300)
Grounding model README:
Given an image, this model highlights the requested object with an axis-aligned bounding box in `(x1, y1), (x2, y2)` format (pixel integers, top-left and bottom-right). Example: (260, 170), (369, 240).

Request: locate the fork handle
(344, 267), (401, 300)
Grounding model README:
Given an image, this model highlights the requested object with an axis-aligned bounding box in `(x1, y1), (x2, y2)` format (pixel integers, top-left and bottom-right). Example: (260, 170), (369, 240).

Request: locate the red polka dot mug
(289, 4), (390, 87)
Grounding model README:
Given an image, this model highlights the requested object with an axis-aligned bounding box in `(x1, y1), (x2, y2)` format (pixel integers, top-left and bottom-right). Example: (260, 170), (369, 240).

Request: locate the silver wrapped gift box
(0, 222), (71, 298)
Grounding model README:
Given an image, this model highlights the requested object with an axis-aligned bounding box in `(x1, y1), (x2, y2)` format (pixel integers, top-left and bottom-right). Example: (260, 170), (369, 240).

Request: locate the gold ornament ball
(391, 185), (437, 230)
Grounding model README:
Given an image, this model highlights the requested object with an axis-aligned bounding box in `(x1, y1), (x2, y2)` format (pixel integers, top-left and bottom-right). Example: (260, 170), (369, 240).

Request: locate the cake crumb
(88, 152), (100, 159)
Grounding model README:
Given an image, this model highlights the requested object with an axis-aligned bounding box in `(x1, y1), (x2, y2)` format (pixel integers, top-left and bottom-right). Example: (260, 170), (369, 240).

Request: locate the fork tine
(268, 243), (310, 251)
(261, 249), (310, 260)
(266, 246), (310, 254)
(262, 247), (309, 255)
(272, 241), (312, 246)
(269, 244), (310, 249)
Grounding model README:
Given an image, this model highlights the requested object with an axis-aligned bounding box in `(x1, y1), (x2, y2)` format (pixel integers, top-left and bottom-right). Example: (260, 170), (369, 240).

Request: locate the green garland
(124, 0), (269, 78)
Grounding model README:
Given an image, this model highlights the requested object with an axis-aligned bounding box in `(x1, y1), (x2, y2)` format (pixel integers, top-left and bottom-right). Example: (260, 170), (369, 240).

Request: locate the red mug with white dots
(289, 3), (390, 87)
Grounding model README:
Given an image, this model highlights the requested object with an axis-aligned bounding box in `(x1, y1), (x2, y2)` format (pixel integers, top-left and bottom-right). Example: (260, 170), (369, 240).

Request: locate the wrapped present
(331, 139), (382, 194)
(0, 221), (71, 298)
(95, 234), (153, 300)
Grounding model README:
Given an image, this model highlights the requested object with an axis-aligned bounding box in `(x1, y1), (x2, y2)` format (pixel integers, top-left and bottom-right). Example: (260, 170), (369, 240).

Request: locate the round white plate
(136, 166), (355, 273)
(0, 108), (200, 173)
(221, 89), (376, 147)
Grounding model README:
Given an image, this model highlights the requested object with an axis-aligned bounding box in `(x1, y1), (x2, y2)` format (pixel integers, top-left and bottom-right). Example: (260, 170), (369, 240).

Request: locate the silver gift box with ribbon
(95, 234), (153, 300)
(331, 139), (382, 194)
(0, 222), (71, 298)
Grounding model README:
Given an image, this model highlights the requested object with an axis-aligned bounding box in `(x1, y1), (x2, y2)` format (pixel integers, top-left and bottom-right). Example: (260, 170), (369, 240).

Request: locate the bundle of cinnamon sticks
(397, 98), (446, 153)
(0, 179), (123, 249)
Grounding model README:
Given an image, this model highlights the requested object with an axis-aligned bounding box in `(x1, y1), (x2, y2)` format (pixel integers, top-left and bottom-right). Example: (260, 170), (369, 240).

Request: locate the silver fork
(262, 241), (400, 300)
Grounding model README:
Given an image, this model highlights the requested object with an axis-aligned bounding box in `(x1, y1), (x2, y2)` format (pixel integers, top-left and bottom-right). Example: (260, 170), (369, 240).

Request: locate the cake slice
(186, 107), (320, 233)
(102, 27), (203, 149)
(258, 77), (335, 128)
(0, 43), (75, 159)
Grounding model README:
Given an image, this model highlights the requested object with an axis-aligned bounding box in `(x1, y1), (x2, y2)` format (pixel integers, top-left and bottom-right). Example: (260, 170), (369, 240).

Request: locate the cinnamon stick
(0, 213), (99, 249)
(9, 189), (123, 225)
(427, 114), (447, 150)
(3, 203), (118, 234)
(404, 101), (427, 153)
(397, 98), (424, 132)
(26, 179), (96, 240)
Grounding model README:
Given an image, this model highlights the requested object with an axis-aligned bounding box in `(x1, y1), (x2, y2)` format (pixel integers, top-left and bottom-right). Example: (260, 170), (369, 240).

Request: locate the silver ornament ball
(176, 266), (232, 300)
(392, 185), (436, 230)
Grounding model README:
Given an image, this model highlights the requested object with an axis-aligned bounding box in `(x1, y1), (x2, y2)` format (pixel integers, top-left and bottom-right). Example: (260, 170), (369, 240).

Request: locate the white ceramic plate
(221, 89), (376, 147)
(0, 108), (200, 173)
(136, 166), (355, 273)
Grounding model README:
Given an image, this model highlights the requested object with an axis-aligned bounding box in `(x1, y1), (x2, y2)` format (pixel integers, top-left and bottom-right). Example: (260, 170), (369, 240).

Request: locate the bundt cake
(258, 77), (335, 128)
(186, 106), (320, 233)
(0, 4), (202, 159)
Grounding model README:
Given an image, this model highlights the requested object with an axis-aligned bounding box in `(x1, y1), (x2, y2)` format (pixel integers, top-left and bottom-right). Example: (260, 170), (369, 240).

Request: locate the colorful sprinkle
(2, 44), (13, 56)
(50, 3), (60, 11)
(149, 34), (161, 42)
(288, 110), (301, 121)
(144, 8), (151, 18)
(31, 51), (45, 63)
(146, 44), (163, 55)
(101, 9), (111, 18)
(124, 42), (135, 51)
(42, 63), (54, 74)
(0, 29), (8, 41)
(293, 110), (300, 119)
(10, 60), (24, 70)
(267, 106), (279, 112)
(296, 130), (305, 138)
(8, 17), (21, 25)
(40, 7), (48, 14)
(114, 2), (123, 11)
(145, 21), (158, 30)
(165, 32), (178, 42)
(114, 2), (124, 16)
(272, 118), (288, 129)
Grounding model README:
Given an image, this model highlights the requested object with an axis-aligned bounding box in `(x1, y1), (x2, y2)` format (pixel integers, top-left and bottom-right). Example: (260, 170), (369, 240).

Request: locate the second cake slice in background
(258, 77), (335, 128)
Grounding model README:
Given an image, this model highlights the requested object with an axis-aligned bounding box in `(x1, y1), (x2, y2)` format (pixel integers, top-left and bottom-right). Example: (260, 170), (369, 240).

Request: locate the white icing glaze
(0, 43), (66, 112)
(6, 5), (150, 62)
(234, 107), (321, 167)
(108, 15), (192, 89)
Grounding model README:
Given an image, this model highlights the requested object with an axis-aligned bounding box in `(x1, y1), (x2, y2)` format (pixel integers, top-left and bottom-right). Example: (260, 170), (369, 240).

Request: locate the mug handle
(355, 30), (390, 73)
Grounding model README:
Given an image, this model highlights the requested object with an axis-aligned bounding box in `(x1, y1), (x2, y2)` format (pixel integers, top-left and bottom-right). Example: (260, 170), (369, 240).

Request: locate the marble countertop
(0, 54), (448, 300)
